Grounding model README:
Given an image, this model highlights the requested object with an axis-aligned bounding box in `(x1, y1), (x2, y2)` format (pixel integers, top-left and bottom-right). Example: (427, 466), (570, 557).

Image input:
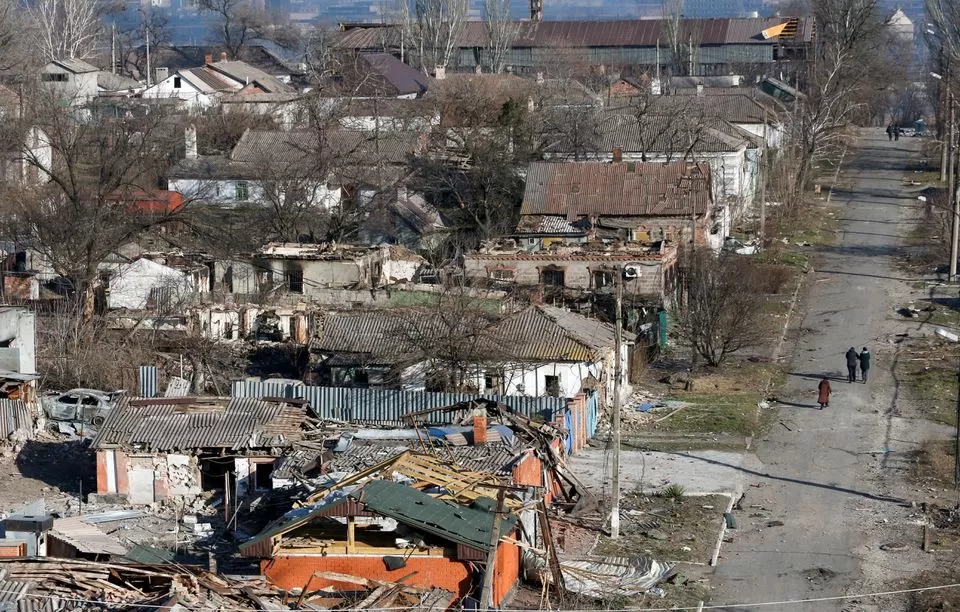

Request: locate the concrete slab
(569, 448), (762, 496)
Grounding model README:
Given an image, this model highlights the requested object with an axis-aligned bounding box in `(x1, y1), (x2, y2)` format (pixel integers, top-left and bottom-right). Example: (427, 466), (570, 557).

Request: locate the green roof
(351, 480), (515, 553)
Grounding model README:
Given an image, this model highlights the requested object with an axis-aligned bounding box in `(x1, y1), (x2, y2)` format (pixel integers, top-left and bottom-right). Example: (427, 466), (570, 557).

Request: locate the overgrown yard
(894, 336), (960, 427)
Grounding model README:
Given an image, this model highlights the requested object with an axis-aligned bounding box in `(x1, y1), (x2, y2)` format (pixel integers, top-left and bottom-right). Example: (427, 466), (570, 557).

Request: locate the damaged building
(91, 396), (324, 507)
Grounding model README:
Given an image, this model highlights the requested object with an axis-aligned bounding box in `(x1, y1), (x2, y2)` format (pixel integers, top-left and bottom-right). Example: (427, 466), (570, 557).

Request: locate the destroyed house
(91, 396), (321, 506)
(516, 161), (713, 250)
(241, 458), (523, 607)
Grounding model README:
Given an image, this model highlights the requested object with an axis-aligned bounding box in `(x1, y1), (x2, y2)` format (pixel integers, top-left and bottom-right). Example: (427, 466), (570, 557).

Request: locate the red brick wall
(263, 555), (475, 600)
(512, 452), (543, 489)
(493, 534), (521, 605)
(96, 452), (108, 495)
(0, 543), (25, 558)
(116, 451), (130, 495)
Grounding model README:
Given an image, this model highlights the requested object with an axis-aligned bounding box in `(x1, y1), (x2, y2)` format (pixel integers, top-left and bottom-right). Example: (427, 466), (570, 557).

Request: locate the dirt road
(711, 130), (926, 610)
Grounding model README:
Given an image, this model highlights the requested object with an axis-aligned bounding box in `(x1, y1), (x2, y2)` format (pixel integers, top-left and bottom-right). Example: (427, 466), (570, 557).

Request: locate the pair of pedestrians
(845, 347), (871, 383)
(817, 347), (871, 409)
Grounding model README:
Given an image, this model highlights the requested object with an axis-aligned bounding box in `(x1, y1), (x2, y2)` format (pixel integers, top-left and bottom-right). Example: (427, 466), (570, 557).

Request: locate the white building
(102, 258), (208, 311)
(40, 59), (99, 104)
(141, 56), (295, 110)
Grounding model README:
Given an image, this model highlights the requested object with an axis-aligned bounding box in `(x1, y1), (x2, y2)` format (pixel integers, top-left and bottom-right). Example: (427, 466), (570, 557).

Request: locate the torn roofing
(91, 396), (316, 452)
(354, 479), (515, 552)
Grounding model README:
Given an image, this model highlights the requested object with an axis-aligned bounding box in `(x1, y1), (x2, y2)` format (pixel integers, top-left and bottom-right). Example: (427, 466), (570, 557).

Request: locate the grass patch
(593, 492), (730, 564)
(653, 393), (761, 437)
(915, 439), (956, 486)
(757, 248), (811, 270)
(901, 365), (958, 426)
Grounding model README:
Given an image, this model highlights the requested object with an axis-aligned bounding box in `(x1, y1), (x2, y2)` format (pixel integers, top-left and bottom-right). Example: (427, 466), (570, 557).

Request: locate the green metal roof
(352, 480), (515, 553)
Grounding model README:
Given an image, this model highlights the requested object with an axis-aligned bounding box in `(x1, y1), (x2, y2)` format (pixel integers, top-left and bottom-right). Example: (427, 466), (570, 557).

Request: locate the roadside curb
(772, 266), (812, 366)
(710, 485), (742, 567)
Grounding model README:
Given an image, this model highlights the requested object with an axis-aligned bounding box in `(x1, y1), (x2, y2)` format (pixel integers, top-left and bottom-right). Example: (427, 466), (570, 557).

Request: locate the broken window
(253, 462), (273, 491)
(41, 73), (68, 82)
(199, 457), (235, 491)
(544, 375), (560, 397)
(223, 322), (234, 340)
(286, 270), (304, 293)
(540, 268), (565, 287)
(484, 371), (501, 392)
(173, 76), (182, 88)
(593, 270), (614, 289)
(235, 181), (249, 201)
(490, 269), (514, 287)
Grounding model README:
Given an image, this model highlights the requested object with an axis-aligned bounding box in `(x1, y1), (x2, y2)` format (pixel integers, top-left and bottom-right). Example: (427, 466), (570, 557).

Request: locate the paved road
(711, 130), (924, 611)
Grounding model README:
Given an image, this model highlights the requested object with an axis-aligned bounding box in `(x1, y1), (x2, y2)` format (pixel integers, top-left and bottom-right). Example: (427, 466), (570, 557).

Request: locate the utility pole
(610, 265), (623, 539)
(950, 86), (958, 280)
(146, 29), (152, 87)
(942, 59), (949, 182)
(955, 369), (960, 490)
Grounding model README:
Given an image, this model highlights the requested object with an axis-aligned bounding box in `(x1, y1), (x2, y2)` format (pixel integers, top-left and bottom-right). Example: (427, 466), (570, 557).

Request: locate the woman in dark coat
(818, 378), (832, 409)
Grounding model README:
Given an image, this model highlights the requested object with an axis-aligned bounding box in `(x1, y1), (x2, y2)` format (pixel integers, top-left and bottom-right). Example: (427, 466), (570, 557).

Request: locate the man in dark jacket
(859, 347), (871, 383)
(845, 347), (859, 383)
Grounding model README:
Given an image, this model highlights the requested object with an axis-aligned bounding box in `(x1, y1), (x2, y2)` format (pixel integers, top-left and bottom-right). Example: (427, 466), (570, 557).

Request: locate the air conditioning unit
(623, 264), (642, 278)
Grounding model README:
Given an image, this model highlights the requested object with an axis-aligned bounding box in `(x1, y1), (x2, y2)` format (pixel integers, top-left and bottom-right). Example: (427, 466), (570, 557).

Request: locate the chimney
(473, 410), (487, 445)
(535, 71), (544, 85)
(696, 83), (704, 96)
(155, 66), (169, 83)
(220, 52), (227, 62)
(204, 54), (213, 65)
(612, 147), (622, 163)
(433, 65), (446, 80)
(185, 125), (197, 160)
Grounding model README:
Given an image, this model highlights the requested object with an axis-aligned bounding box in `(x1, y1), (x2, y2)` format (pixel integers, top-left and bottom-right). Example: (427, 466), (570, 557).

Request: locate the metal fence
(138, 366), (158, 399)
(230, 381), (568, 425)
(0, 399), (32, 438)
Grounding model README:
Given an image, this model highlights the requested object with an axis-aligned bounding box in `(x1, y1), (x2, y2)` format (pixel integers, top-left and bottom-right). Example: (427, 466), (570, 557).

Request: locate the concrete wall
(0, 307), (36, 375)
(464, 256), (669, 298)
(169, 178), (340, 209)
(96, 450), (202, 504)
(141, 74), (215, 108)
(105, 258), (207, 310)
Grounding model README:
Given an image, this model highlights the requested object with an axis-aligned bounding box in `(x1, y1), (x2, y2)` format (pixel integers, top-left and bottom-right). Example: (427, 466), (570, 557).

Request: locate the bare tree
(662, 0), (701, 76)
(197, 0), (267, 58)
(672, 252), (766, 367)
(784, 0), (884, 203)
(405, 0), (469, 75)
(0, 0), (32, 72)
(483, 0), (520, 74)
(115, 8), (173, 80)
(3, 95), (184, 337)
(27, 0), (102, 60)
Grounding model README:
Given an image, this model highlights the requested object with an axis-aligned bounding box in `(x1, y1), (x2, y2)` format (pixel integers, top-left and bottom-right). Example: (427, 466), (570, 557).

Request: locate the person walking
(859, 347), (871, 383)
(817, 377), (832, 409)
(886, 123), (894, 141)
(894, 125), (901, 141)
(845, 347), (859, 383)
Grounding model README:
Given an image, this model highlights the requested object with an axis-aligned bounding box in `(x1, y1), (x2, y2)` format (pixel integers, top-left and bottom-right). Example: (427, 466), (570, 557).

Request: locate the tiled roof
(611, 93), (776, 125)
(91, 396), (315, 452)
(521, 161), (711, 217)
(97, 71), (142, 92)
(489, 304), (631, 362)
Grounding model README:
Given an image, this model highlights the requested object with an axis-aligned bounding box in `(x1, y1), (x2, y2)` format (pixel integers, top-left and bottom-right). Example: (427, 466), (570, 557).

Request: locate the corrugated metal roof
(354, 479), (515, 553)
(47, 517), (128, 556)
(231, 382), (567, 424)
(359, 53), (432, 96)
(0, 400), (31, 440)
(52, 58), (98, 74)
(335, 17), (814, 50)
(207, 60), (293, 93)
(180, 66), (234, 93)
(91, 397), (314, 452)
(521, 161), (711, 217)
(230, 129), (423, 167)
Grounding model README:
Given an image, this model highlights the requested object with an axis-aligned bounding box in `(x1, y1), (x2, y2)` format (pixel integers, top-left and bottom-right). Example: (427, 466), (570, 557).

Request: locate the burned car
(41, 389), (125, 426)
